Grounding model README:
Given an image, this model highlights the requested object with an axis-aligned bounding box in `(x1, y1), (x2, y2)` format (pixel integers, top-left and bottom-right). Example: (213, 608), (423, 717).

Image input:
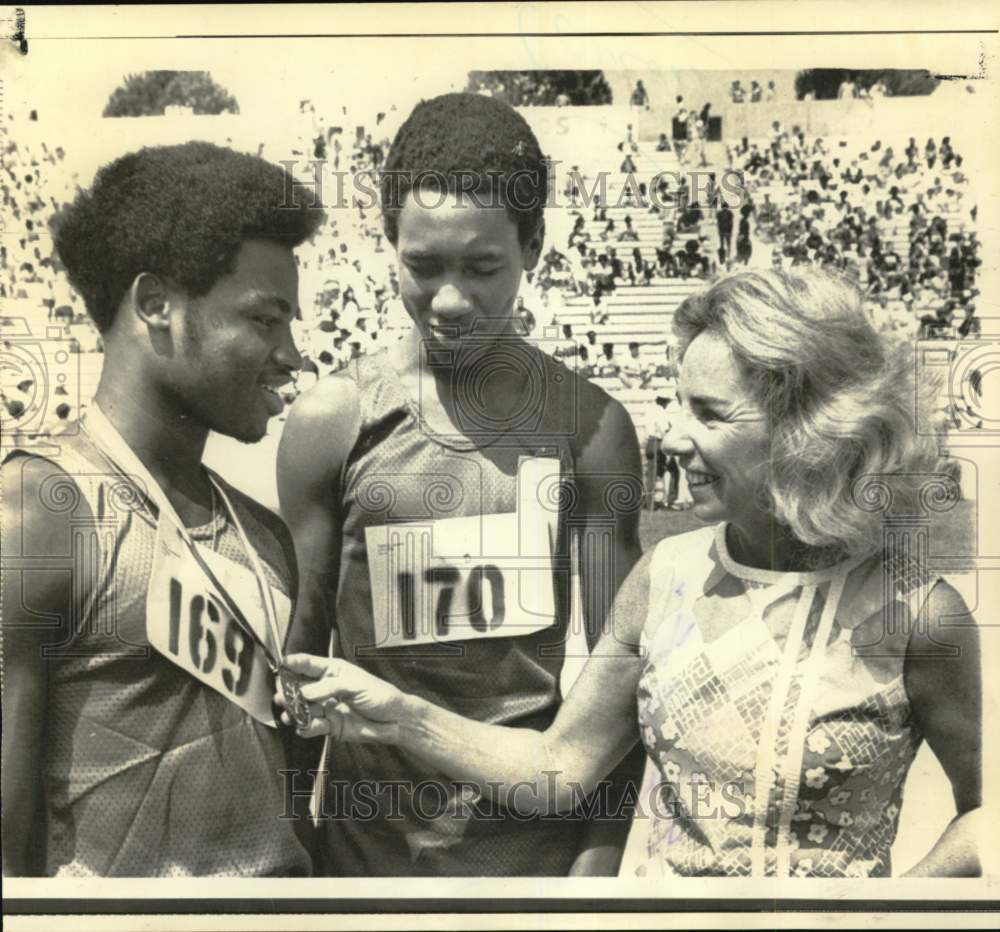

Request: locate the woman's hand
(273, 654), (407, 744)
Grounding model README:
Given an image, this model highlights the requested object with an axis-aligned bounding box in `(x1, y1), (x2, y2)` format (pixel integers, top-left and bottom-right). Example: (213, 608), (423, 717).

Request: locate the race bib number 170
(365, 457), (561, 649)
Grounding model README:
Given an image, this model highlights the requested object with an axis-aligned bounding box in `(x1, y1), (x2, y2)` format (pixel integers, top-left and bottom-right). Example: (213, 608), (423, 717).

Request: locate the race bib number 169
(146, 520), (291, 726)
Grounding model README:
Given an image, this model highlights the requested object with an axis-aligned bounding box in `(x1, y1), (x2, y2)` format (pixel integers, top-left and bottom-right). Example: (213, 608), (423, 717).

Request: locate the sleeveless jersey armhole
(3, 445), (110, 628)
(335, 363), (366, 521)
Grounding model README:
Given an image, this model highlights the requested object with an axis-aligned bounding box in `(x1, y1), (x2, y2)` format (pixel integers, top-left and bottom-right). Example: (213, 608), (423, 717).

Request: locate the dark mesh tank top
(3, 428), (312, 876)
(325, 350), (587, 875)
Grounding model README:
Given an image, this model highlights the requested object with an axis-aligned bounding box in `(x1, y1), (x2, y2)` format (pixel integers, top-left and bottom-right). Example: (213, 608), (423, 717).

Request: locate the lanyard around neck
(82, 404), (285, 670)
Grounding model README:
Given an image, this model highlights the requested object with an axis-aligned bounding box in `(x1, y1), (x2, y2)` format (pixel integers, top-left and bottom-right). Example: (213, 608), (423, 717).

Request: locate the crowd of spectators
(1, 114), (102, 432)
(1, 100), (983, 443)
(728, 123), (980, 339)
(263, 113), (410, 385)
(543, 200), (716, 303)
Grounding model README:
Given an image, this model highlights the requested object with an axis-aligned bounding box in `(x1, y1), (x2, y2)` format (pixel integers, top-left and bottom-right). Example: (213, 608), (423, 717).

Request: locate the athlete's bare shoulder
(277, 368), (362, 506)
(535, 348), (636, 458)
(293, 368), (360, 426)
(1, 448), (94, 588)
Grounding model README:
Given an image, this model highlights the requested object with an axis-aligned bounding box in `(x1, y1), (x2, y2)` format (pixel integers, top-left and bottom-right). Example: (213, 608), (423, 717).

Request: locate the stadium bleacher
(1, 91), (981, 456)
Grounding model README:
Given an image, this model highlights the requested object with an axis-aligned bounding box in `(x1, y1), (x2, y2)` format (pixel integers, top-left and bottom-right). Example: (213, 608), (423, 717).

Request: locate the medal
(279, 666), (313, 729)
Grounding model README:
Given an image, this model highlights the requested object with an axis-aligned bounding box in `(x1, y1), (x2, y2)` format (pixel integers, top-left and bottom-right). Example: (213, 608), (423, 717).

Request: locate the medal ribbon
(82, 404), (286, 671)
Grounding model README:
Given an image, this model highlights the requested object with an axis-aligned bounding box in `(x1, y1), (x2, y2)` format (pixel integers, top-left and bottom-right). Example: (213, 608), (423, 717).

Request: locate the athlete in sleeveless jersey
(4, 429), (311, 876)
(2, 142), (323, 876)
(278, 95), (645, 876)
(318, 348), (586, 875)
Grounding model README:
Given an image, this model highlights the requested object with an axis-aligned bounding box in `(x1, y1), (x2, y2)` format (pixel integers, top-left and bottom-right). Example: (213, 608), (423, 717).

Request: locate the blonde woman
(282, 269), (982, 878)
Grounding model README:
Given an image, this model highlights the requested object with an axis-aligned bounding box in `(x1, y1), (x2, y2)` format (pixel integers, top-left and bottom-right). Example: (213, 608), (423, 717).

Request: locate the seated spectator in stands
(555, 323), (579, 363)
(677, 202), (700, 235)
(590, 292), (610, 326)
(576, 344), (595, 379)
(625, 246), (642, 285)
(754, 193), (780, 235)
(606, 247), (625, 284)
(591, 253), (616, 292)
(617, 216), (639, 242)
(600, 219), (616, 242)
(316, 349), (336, 374)
(750, 80), (763, 103)
(677, 239), (710, 279)
(654, 342), (679, 383)
(569, 215), (590, 250)
(597, 342), (619, 377)
(620, 184), (639, 209)
(565, 166), (582, 202)
(656, 132), (671, 152)
(620, 151), (637, 174)
(655, 243), (677, 278)
(730, 80), (746, 103)
(765, 80), (777, 102)
(620, 342), (655, 389)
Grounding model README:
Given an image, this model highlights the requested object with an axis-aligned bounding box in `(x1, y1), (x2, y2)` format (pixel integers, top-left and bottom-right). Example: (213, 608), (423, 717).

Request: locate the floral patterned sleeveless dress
(624, 523), (936, 878)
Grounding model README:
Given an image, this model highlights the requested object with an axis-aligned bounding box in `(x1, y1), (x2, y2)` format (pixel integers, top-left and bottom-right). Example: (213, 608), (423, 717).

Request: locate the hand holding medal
(273, 654), (405, 744)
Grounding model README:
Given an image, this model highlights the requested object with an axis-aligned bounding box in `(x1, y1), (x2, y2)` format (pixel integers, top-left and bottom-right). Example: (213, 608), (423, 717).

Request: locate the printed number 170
(397, 564), (506, 639)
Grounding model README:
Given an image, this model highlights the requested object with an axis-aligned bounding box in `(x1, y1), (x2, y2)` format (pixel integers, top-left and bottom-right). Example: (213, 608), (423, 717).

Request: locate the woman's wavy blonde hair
(673, 268), (940, 558)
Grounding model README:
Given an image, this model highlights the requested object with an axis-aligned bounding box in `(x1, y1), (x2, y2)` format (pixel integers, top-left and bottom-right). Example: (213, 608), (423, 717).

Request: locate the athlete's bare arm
(277, 373), (361, 660)
(561, 374), (645, 875)
(281, 547), (654, 812)
(1, 456), (91, 876)
(275, 373), (362, 854)
(567, 377), (644, 647)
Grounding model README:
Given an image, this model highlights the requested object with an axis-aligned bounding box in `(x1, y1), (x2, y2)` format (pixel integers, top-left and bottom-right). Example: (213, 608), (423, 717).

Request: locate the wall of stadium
(631, 80), (986, 144)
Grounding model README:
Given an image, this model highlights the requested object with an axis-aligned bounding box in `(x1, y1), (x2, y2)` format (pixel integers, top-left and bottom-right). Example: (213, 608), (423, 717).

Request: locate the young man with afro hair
(279, 93), (645, 876)
(2, 142), (324, 876)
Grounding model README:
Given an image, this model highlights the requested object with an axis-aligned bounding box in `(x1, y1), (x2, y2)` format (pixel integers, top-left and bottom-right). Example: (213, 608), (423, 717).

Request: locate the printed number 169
(168, 577), (254, 695)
